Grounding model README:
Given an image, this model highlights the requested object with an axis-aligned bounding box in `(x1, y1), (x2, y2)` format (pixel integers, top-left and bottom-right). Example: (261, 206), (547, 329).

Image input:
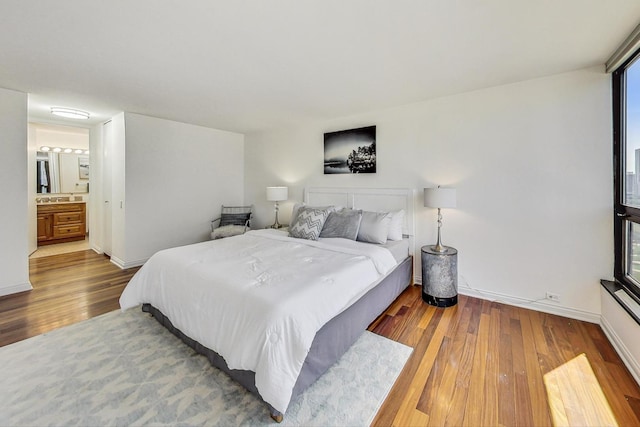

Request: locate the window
(613, 47), (640, 299)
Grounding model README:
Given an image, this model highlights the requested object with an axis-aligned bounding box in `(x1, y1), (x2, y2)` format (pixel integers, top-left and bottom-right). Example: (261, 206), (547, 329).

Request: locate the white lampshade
(424, 187), (456, 208)
(266, 186), (288, 202)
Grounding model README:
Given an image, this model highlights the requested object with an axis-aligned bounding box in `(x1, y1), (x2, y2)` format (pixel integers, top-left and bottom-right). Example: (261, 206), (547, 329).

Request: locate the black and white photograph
(324, 126), (376, 174)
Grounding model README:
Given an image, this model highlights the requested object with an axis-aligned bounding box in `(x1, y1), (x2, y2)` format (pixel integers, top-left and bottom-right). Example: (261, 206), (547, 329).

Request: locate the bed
(119, 187), (415, 422)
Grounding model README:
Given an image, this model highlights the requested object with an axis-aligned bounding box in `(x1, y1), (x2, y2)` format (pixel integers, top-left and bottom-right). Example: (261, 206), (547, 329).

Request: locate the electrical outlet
(545, 292), (560, 302)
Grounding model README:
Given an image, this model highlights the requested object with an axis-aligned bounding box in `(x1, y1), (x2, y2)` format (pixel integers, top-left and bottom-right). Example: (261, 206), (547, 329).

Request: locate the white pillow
(356, 211), (392, 244)
(387, 209), (405, 241)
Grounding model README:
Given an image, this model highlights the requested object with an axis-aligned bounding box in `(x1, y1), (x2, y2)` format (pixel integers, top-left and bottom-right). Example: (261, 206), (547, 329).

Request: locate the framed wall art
(324, 125), (376, 174)
(78, 156), (90, 179)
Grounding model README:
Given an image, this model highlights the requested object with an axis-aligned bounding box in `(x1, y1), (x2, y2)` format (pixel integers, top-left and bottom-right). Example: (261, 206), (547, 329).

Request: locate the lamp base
(270, 204), (283, 229)
(430, 243), (451, 253)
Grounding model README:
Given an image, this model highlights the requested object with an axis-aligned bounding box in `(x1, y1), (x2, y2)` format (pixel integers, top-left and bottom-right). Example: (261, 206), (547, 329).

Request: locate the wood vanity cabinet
(37, 202), (86, 246)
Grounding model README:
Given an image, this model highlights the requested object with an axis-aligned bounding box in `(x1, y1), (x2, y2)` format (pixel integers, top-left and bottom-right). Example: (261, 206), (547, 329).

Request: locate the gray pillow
(356, 211), (392, 244)
(319, 209), (363, 240)
(289, 207), (330, 241)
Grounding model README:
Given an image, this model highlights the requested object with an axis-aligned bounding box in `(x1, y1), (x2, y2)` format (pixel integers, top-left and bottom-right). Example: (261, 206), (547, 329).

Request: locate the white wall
(31, 123), (90, 150)
(88, 122), (104, 253)
(109, 113), (127, 264)
(0, 87), (31, 296)
(110, 113), (244, 267)
(244, 67), (612, 322)
(27, 123), (37, 255)
(601, 289), (640, 385)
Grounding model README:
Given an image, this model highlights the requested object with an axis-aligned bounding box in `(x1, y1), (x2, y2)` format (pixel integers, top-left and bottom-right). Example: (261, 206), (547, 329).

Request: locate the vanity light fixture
(50, 107), (90, 120)
(39, 146), (89, 155)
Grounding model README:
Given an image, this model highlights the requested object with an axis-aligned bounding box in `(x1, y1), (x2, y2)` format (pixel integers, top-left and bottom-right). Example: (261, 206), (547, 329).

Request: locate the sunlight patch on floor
(544, 353), (618, 427)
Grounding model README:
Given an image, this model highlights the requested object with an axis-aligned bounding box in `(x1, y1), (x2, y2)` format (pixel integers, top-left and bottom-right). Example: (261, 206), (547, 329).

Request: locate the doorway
(29, 123), (92, 258)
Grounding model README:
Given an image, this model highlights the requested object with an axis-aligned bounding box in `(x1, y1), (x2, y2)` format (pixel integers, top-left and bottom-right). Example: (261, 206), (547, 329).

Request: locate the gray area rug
(0, 308), (412, 426)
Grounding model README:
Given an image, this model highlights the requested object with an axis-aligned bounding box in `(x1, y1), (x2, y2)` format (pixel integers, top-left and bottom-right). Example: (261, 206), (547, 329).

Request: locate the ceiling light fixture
(50, 107), (90, 120)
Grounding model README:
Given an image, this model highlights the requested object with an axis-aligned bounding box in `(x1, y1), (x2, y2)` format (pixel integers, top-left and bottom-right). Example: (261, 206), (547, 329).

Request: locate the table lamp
(266, 186), (288, 229)
(424, 186), (456, 252)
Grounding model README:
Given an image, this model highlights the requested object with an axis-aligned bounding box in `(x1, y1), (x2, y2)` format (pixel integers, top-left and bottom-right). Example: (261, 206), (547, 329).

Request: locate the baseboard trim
(600, 314), (640, 386)
(0, 281), (33, 297)
(110, 256), (146, 270)
(456, 285), (600, 324)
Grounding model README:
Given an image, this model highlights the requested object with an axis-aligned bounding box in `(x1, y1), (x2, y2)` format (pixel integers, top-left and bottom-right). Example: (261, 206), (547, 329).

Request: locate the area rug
(0, 308), (412, 426)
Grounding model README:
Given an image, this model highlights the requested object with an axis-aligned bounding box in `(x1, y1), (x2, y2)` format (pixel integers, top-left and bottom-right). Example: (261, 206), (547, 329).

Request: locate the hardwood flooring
(544, 353), (618, 426)
(1, 250), (639, 426)
(368, 286), (640, 426)
(0, 250), (139, 347)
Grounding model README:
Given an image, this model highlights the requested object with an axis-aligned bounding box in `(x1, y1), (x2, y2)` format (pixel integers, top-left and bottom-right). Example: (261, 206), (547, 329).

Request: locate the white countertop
(36, 200), (86, 205)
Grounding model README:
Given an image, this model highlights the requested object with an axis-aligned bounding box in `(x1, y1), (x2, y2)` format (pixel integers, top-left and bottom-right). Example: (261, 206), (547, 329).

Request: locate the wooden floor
(1, 250), (639, 426)
(368, 286), (640, 426)
(0, 250), (139, 347)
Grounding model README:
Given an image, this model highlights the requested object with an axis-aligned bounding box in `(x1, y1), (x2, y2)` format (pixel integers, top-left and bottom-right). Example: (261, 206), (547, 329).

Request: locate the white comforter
(119, 229), (396, 414)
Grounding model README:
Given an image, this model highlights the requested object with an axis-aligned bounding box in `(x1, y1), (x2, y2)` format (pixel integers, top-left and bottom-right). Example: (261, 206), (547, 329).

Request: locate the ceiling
(1, 1), (640, 134)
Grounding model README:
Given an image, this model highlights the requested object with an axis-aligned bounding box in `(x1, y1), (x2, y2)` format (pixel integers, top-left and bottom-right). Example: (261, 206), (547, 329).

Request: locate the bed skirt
(142, 255), (413, 420)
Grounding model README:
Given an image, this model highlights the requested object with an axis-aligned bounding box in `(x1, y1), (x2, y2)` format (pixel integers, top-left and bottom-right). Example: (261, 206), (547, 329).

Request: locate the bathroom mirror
(37, 151), (90, 194)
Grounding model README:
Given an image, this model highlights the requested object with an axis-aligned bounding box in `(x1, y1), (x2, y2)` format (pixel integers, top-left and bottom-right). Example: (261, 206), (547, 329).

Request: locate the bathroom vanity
(37, 202), (86, 246)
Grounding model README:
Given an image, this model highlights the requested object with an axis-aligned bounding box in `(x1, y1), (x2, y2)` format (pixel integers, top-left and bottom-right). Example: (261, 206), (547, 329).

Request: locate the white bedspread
(119, 229), (396, 414)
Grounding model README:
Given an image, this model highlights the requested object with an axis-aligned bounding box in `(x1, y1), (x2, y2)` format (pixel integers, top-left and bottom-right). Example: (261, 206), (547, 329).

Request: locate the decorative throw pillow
(290, 203), (336, 227)
(289, 207), (330, 241)
(219, 212), (251, 227)
(356, 211), (392, 244)
(387, 209), (405, 241)
(319, 209), (363, 240)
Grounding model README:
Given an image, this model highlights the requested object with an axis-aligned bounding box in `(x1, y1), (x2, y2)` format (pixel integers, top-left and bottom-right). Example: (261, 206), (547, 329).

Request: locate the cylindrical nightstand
(421, 245), (458, 307)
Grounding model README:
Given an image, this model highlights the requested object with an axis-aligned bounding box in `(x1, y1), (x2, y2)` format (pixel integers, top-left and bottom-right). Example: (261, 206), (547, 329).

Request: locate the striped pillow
(288, 207), (330, 241)
(220, 212), (251, 227)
